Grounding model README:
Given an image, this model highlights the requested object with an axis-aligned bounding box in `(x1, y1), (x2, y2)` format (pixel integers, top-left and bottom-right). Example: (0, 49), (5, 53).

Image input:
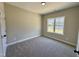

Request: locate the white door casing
(76, 30), (79, 56)
(0, 15), (3, 57)
(0, 3), (7, 57)
(0, 17), (7, 57)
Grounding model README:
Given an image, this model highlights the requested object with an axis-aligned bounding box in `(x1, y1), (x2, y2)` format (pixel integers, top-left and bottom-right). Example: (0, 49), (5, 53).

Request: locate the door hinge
(74, 50), (79, 55)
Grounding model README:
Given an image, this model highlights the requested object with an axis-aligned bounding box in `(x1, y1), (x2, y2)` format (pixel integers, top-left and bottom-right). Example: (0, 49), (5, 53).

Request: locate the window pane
(47, 18), (54, 32)
(55, 25), (64, 34)
(55, 17), (64, 34)
(55, 17), (64, 26)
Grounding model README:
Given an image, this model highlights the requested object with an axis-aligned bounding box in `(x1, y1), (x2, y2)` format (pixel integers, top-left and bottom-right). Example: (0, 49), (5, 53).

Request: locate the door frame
(0, 11), (7, 57)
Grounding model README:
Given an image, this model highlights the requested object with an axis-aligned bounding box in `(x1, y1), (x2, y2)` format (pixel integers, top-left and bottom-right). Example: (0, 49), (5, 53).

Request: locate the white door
(0, 17), (3, 56)
(0, 17), (6, 56)
(0, 13), (7, 56)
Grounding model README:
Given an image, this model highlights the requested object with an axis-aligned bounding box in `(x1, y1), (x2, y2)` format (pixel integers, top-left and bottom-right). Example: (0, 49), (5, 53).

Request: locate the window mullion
(54, 18), (56, 32)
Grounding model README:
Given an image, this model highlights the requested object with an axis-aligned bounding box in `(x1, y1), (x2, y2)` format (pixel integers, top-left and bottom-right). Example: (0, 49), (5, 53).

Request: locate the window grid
(54, 18), (56, 32)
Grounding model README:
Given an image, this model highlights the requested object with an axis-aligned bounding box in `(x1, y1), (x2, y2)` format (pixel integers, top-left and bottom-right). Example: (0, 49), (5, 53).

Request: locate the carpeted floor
(6, 36), (76, 57)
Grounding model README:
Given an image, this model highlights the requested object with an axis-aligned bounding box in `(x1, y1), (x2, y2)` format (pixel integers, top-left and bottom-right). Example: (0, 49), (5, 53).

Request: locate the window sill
(47, 32), (64, 36)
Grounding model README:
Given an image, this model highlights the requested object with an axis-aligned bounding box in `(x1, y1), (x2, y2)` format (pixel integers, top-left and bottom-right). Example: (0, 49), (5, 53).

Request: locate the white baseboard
(7, 35), (40, 46)
(44, 35), (76, 47)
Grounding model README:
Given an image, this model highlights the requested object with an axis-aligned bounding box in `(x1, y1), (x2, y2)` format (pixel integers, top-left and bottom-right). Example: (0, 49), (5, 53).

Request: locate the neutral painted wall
(4, 3), (41, 43)
(42, 6), (79, 46)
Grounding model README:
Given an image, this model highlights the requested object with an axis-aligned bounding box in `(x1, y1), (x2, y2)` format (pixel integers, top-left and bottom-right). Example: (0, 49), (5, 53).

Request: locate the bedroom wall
(42, 6), (79, 47)
(4, 3), (41, 44)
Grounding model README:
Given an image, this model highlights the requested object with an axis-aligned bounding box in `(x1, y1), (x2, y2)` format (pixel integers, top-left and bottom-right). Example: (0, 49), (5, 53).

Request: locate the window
(47, 18), (54, 32)
(47, 16), (65, 34)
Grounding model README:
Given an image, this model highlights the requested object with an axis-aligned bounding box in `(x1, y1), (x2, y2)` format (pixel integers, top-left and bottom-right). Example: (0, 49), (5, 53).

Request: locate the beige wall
(42, 6), (79, 46)
(4, 3), (41, 43)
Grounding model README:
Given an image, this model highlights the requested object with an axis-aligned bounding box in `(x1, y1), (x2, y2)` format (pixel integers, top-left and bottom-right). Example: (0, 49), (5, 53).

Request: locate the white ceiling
(7, 2), (79, 14)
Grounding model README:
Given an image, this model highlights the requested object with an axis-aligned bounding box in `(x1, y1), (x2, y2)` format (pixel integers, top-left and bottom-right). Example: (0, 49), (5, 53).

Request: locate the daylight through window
(47, 16), (65, 34)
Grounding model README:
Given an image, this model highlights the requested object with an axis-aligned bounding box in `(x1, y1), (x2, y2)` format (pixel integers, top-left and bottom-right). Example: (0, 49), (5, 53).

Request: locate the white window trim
(47, 16), (65, 35)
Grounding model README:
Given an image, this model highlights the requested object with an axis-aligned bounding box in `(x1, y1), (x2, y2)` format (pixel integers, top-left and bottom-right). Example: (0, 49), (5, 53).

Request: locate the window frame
(47, 16), (65, 35)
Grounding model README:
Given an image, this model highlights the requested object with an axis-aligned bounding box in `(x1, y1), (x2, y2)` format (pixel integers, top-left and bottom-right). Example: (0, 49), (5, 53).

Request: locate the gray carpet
(6, 36), (76, 57)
